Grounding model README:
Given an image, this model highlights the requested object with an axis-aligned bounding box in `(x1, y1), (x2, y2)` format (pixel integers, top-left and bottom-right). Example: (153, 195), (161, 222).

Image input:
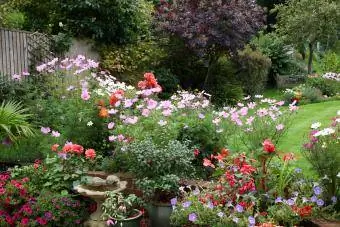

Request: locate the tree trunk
(203, 55), (214, 90)
(307, 42), (314, 74)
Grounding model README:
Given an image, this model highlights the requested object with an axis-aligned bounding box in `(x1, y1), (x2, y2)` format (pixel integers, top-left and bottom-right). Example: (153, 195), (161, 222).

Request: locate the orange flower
(283, 153), (295, 162)
(51, 144), (59, 152)
(220, 148), (229, 157)
(99, 107), (109, 118)
(98, 99), (105, 107)
(85, 149), (96, 159)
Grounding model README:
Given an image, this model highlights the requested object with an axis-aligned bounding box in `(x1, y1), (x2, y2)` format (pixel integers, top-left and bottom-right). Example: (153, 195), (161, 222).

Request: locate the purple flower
(295, 168), (302, 173)
(170, 198), (177, 206)
(58, 153), (67, 159)
(235, 204), (244, 213)
(207, 201), (214, 209)
(286, 199), (295, 206)
(188, 213), (197, 222)
(313, 186), (322, 195)
(310, 195), (317, 202)
(331, 196), (337, 204)
(41, 127), (51, 134)
(198, 113), (205, 119)
(316, 199), (324, 207)
(182, 201), (191, 208)
(275, 197), (282, 203)
(44, 212), (53, 220)
(248, 216), (255, 225)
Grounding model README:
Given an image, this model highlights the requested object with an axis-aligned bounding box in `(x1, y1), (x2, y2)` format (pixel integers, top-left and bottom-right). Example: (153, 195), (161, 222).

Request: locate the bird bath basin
(74, 174), (127, 227)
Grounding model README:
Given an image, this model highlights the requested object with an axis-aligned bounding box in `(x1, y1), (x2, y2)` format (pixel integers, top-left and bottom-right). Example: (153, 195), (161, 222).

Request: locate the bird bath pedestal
(74, 174), (127, 227)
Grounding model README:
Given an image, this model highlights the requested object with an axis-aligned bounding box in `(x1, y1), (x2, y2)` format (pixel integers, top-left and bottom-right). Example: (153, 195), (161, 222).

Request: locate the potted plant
(101, 192), (144, 227)
(126, 139), (196, 227)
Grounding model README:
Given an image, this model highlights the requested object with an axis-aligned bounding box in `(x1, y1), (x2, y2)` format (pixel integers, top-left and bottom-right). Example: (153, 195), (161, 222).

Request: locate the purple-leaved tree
(155, 0), (265, 88)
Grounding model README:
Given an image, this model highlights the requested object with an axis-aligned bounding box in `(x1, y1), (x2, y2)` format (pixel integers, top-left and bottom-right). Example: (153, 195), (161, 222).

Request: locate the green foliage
(50, 32), (73, 55)
(0, 100), (35, 143)
(8, 0), (153, 44)
(302, 118), (340, 198)
(306, 77), (340, 97)
(126, 139), (195, 201)
(251, 32), (306, 77)
(206, 56), (243, 106)
(153, 68), (179, 99)
(300, 86), (324, 104)
(102, 192), (143, 221)
(0, 4), (25, 29)
(237, 46), (272, 96)
(275, 0), (340, 73)
(101, 39), (167, 84)
(315, 52), (340, 74)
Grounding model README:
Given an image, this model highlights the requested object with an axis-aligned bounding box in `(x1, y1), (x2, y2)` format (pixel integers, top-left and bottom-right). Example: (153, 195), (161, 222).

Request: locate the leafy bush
(300, 86), (324, 104)
(206, 56), (244, 106)
(251, 32), (306, 78)
(236, 46), (272, 96)
(153, 68), (179, 99)
(126, 139), (195, 202)
(306, 76), (340, 97)
(101, 39), (167, 84)
(315, 52), (340, 74)
(0, 6), (26, 29)
(8, 0), (153, 44)
(302, 116), (339, 199)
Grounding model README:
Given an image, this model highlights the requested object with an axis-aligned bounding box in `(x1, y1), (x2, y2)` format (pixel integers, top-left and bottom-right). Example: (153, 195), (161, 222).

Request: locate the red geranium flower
(262, 139), (275, 153)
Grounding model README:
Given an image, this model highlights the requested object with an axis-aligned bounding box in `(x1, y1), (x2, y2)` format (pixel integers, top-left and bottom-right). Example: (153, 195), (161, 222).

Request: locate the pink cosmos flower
(162, 109), (172, 117)
(212, 118), (221, 125)
(108, 135), (117, 142)
(247, 102), (256, 109)
(147, 99), (158, 109)
(124, 99), (134, 108)
(117, 134), (125, 142)
(22, 71), (30, 76)
(81, 89), (90, 101)
(108, 122), (115, 129)
(12, 74), (21, 80)
(36, 63), (47, 72)
(246, 116), (255, 125)
(142, 109), (150, 117)
(160, 100), (172, 109)
(276, 101), (285, 106)
(239, 107), (248, 116)
(257, 108), (268, 117)
(123, 116), (138, 125)
(51, 131), (60, 137)
(276, 124), (284, 131)
(41, 127), (51, 134)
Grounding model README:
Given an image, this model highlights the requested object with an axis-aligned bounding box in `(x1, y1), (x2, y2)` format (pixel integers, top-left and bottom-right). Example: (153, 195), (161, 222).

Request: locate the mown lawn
(277, 100), (340, 176)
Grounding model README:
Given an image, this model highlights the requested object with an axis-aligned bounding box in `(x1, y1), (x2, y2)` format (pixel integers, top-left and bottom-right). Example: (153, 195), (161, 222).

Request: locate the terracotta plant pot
(114, 209), (143, 227)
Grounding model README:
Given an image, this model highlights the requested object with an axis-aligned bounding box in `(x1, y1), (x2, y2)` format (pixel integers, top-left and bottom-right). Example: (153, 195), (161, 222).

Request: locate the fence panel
(0, 28), (55, 84)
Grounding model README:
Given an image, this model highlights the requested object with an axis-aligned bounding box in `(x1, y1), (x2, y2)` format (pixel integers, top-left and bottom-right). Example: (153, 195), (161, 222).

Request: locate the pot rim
(112, 209), (143, 222)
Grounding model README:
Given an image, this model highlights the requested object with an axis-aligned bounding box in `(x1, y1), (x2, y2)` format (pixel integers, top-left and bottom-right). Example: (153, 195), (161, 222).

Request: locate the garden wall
(275, 74), (307, 88)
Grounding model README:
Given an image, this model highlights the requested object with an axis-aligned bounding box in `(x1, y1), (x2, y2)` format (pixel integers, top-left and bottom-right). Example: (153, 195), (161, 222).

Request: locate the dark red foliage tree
(155, 0), (265, 88)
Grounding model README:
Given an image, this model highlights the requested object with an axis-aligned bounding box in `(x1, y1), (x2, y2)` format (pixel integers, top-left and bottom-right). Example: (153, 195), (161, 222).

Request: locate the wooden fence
(0, 28), (55, 83)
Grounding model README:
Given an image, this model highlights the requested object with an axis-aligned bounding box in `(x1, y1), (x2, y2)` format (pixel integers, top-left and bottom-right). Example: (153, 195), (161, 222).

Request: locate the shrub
(302, 116), (339, 199)
(100, 39), (167, 84)
(251, 32), (306, 78)
(306, 76), (340, 97)
(300, 86), (324, 104)
(206, 56), (244, 106)
(236, 46), (272, 96)
(153, 68), (179, 99)
(317, 52), (340, 74)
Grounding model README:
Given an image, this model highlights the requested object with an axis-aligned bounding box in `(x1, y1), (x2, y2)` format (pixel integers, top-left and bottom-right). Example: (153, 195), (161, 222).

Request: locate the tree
(156, 0), (265, 88)
(275, 0), (340, 74)
(256, 0), (287, 31)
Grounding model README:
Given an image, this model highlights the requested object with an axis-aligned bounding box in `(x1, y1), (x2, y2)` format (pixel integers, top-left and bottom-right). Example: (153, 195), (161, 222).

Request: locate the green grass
(277, 100), (340, 175)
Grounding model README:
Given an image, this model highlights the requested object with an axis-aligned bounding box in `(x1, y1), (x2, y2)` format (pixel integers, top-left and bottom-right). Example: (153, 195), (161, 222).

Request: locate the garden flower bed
(0, 56), (339, 226)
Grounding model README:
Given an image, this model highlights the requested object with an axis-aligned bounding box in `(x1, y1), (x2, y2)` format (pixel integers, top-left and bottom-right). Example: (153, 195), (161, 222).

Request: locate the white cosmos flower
(87, 121), (93, 126)
(311, 122), (321, 129)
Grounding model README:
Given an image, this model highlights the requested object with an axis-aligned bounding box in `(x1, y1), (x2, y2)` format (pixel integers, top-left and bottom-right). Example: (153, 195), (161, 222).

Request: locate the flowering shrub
(11, 142), (99, 193)
(0, 173), (89, 226)
(302, 114), (340, 198)
(322, 72), (340, 81)
(170, 146), (338, 226)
